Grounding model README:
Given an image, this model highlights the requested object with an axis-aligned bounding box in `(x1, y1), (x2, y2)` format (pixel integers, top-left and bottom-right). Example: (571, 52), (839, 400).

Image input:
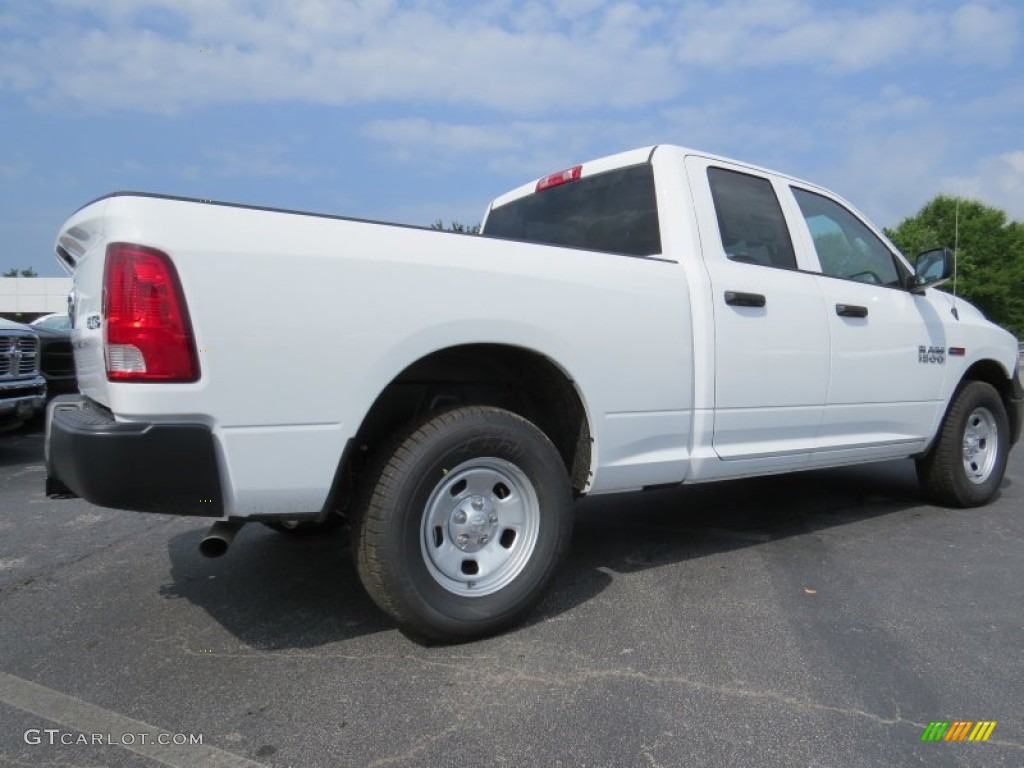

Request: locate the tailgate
(54, 198), (111, 407)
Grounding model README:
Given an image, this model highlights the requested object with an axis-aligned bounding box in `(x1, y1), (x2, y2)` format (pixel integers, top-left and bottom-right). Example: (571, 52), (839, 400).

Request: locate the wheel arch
(346, 343), (594, 498)
(959, 358), (1021, 446)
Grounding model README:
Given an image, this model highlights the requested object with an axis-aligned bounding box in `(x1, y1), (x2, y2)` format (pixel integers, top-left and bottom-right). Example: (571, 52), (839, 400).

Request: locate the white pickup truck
(46, 145), (1022, 641)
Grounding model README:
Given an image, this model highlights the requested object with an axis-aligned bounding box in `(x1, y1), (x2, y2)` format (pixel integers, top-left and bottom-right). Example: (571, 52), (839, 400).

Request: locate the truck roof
(486, 143), (838, 213)
(484, 144), (875, 245)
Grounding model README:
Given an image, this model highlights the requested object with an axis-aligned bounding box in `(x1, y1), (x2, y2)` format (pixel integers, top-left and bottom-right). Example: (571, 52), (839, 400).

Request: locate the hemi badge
(948, 347), (966, 356)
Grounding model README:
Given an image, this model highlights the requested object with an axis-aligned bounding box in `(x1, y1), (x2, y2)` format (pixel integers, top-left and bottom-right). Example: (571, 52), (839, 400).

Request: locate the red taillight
(536, 165), (582, 192)
(103, 242), (199, 382)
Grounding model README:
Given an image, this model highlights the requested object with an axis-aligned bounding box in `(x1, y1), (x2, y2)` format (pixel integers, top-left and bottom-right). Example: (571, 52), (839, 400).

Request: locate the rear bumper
(45, 395), (224, 516)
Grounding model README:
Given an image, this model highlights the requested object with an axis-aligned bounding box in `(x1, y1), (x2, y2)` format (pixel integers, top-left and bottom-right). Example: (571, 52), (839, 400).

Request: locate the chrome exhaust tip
(199, 520), (243, 558)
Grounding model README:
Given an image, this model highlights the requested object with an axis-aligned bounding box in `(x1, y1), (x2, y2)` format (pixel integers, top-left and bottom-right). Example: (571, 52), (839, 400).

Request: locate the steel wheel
(353, 406), (574, 642)
(420, 457), (541, 597)
(962, 406), (998, 484)
(917, 380), (1009, 507)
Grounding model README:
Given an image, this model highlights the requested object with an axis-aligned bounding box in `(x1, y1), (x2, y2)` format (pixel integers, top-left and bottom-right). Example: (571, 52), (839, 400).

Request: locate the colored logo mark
(921, 721), (997, 742)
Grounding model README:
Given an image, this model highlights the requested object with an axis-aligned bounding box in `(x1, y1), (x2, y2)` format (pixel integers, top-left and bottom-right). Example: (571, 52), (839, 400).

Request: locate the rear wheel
(354, 406), (573, 642)
(916, 380), (1009, 507)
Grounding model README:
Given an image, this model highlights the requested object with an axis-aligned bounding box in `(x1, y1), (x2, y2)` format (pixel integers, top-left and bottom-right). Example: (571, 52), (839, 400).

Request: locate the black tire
(916, 380), (1009, 507)
(353, 406), (573, 643)
(262, 514), (344, 536)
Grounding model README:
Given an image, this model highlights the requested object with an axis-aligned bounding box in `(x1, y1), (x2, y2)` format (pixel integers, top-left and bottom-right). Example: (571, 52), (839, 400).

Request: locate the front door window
(791, 188), (900, 287)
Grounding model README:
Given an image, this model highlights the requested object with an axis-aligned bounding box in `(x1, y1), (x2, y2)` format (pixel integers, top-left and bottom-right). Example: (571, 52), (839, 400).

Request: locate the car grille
(0, 335), (40, 378)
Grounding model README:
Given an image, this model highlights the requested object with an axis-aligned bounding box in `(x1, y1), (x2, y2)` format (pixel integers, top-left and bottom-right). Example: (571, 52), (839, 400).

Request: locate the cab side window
(707, 167), (797, 269)
(792, 187), (900, 287)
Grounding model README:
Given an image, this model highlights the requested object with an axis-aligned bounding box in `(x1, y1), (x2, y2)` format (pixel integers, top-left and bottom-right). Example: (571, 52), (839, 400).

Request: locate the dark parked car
(0, 318), (47, 432)
(29, 323), (77, 398)
(31, 313), (72, 331)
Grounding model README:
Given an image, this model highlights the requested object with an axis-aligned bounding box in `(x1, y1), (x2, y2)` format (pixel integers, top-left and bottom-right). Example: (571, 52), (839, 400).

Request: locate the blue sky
(2, 0), (1022, 276)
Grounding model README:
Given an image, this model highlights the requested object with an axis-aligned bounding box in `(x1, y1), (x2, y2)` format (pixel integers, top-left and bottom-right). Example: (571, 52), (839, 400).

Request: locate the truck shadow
(162, 523), (394, 646)
(531, 460), (934, 624)
(563, 458), (929, 577)
(161, 459), (964, 648)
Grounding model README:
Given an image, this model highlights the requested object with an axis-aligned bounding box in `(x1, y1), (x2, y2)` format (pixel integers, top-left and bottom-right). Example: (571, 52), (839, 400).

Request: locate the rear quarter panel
(60, 195), (696, 515)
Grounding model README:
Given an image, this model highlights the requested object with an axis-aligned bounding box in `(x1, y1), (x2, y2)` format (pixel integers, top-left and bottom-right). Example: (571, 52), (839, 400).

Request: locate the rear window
(483, 164), (661, 257)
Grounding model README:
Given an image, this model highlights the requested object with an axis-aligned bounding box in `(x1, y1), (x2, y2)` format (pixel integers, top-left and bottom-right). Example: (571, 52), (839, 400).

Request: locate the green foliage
(2, 267), (37, 277)
(431, 219), (480, 234)
(885, 196), (1024, 338)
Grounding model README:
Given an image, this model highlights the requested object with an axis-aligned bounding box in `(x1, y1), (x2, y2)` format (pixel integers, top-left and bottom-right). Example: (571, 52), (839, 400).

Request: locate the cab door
(783, 184), (947, 459)
(686, 156), (829, 464)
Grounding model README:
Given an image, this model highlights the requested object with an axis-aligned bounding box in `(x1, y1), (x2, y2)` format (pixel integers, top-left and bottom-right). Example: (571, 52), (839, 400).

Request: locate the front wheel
(353, 406), (573, 642)
(916, 380), (1009, 507)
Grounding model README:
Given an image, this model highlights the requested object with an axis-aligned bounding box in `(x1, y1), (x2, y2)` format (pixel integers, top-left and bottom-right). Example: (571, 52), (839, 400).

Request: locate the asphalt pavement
(0, 424), (1021, 767)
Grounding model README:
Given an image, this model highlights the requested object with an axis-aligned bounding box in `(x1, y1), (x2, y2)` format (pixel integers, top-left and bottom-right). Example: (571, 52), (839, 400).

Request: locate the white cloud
(3, 0), (1020, 237)
(673, 0), (1016, 72)
(674, 1), (929, 70)
(942, 151), (1024, 220)
(950, 3), (1018, 65)
(175, 145), (326, 182)
(660, 98), (816, 164)
(4, 0), (680, 115)
(361, 116), (658, 180)
(827, 85), (933, 129)
(812, 129), (952, 227)
(6, 1), (1016, 116)
(362, 119), (522, 158)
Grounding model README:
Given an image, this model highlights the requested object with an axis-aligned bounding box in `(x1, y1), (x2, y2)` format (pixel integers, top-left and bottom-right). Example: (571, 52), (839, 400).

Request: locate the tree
(431, 220), (480, 234)
(3, 267), (37, 277)
(885, 196), (1024, 338)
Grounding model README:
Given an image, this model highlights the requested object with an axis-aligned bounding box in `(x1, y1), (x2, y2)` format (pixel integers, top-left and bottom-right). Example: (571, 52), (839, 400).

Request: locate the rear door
(686, 156), (829, 464)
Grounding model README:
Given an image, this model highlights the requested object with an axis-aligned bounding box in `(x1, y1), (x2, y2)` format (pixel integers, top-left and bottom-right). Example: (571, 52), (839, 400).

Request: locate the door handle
(836, 304), (868, 318)
(724, 291), (766, 308)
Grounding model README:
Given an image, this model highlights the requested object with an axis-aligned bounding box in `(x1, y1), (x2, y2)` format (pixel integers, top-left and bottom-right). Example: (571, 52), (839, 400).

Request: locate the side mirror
(912, 247), (954, 292)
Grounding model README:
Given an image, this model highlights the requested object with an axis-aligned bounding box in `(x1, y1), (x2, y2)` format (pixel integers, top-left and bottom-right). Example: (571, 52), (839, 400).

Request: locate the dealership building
(0, 277), (73, 323)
